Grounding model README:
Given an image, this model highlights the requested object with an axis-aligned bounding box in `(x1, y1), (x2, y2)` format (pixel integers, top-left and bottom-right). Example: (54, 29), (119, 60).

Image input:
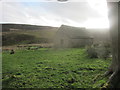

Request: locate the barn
(54, 25), (93, 48)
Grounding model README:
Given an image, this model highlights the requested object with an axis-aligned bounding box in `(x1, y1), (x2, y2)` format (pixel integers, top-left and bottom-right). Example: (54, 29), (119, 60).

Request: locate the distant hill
(2, 23), (58, 46)
(1, 23), (58, 32)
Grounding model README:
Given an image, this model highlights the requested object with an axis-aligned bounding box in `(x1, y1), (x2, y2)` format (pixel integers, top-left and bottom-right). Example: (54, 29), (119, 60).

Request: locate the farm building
(54, 25), (93, 48)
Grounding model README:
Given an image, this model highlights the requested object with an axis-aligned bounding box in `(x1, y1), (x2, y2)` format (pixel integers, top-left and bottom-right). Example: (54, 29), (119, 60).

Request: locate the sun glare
(87, 0), (108, 16)
(86, 0), (109, 29)
(84, 18), (109, 29)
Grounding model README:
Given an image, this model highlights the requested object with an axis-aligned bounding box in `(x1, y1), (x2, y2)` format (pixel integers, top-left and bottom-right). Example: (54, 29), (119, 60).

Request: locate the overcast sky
(1, 0), (109, 29)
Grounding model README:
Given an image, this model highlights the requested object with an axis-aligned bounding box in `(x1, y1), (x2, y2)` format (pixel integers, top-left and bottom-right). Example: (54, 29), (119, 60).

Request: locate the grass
(2, 48), (111, 88)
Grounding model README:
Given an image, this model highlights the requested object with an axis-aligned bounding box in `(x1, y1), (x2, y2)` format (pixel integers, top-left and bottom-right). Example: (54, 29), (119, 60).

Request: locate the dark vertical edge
(0, 1), (2, 90)
(118, 1), (120, 62)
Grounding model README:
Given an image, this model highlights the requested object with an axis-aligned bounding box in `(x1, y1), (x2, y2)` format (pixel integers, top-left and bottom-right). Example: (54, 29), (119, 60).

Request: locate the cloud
(0, 2), (2, 22)
(2, 2), (29, 23)
(2, 1), (109, 28)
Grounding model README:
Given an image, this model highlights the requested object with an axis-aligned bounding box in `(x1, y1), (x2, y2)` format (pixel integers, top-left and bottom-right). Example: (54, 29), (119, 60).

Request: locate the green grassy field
(2, 48), (111, 88)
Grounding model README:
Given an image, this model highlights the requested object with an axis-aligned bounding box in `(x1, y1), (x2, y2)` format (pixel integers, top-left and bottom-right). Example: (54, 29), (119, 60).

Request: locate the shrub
(86, 42), (111, 59)
(96, 44), (111, 59)
(86, 45), (98, 58)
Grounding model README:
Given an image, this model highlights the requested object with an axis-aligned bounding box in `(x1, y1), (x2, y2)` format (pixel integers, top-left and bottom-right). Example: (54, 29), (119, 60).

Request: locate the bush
(86, 46), (98, 58)
(86, 42), (111, 59)
(96, 44), (111, 59)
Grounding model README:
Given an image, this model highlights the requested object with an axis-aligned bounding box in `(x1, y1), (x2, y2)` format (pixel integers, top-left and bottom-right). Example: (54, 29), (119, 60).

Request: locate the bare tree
(104, 2), (120, 87)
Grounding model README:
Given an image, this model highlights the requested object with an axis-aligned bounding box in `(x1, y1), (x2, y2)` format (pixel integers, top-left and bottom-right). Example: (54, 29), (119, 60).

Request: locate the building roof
(57, 25), (93, 39)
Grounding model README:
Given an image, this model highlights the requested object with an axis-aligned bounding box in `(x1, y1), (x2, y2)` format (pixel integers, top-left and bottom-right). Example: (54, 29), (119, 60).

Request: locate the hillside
(2, 23), (58, 46)
(1, 23), (58, 32)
